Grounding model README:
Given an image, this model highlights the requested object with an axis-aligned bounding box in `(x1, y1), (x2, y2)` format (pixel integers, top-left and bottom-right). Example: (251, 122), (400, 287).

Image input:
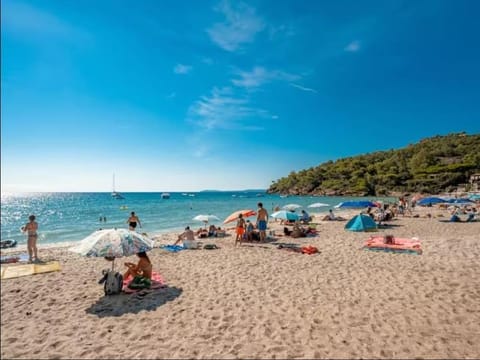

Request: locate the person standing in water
(21, 214), (40, 263)
(127, 211), (142, 230)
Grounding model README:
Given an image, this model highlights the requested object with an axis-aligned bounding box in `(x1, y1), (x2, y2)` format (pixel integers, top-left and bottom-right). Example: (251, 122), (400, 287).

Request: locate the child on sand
(235, 214), (246, 246)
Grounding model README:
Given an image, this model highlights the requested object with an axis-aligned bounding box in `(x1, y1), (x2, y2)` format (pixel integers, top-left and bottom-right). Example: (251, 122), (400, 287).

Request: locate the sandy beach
(1, 207), (480, 359)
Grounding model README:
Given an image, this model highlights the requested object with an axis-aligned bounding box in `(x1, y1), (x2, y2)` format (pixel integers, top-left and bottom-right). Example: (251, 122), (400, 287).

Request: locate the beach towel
(123, 271), (165, 294)
(1, 261), (61, 280)
(362, 236), (422, 255)
(160, 245), (185, 252)
(0, 253), (29, 264)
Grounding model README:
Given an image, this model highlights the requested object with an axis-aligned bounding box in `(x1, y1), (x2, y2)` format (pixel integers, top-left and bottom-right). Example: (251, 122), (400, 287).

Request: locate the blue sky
(2, 0), (479, 192)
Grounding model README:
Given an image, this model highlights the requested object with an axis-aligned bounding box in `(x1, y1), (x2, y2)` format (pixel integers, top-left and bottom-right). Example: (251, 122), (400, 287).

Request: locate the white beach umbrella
(282, 204), (302, 211)
(69, 228), (154, 270)
(70, 228), (154, 258)
(193, 214), (220, 227)
(308, 202), (329, 208)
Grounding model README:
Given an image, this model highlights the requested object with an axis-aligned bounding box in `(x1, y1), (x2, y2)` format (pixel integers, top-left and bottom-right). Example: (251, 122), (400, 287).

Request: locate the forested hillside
(268, 133), (480, 196)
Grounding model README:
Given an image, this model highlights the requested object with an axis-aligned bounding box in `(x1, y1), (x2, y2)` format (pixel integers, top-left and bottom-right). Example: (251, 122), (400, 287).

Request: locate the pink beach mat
(122, 271), (166, 294)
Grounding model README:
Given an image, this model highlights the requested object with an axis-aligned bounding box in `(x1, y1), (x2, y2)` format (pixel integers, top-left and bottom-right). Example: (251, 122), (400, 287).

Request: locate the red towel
(122, 271), (166, 294)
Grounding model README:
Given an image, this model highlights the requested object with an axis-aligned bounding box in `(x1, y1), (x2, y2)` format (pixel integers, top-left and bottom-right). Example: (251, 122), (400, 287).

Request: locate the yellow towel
(1, 261), (61, 280)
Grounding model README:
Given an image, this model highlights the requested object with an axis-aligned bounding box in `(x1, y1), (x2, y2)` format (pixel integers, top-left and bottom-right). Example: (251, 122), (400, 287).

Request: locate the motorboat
(161, 193), (170, 199)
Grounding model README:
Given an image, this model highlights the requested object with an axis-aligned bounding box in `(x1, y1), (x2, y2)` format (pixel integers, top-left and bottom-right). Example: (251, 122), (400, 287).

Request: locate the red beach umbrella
(223, 209), (256, 224)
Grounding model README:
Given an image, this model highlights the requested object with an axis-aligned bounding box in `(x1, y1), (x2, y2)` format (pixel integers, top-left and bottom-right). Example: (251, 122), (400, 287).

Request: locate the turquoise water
(1, 192), (395, 245)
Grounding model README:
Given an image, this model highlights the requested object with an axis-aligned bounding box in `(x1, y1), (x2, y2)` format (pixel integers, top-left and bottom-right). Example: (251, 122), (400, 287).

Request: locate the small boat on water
(111, 174), (125, 199)
(161, 193), (171, 199)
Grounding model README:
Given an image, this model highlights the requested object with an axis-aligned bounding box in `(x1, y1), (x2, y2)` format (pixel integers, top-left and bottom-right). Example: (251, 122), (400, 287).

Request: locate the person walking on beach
(235, 214), (246, 246)
(21, 214), (40, 263)
(127, 212), (142, 231)
(256, 202), (268, 242)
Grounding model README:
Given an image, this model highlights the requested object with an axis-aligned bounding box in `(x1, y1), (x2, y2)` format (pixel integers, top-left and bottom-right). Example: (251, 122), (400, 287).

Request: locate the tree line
(268, 133), (480, 196)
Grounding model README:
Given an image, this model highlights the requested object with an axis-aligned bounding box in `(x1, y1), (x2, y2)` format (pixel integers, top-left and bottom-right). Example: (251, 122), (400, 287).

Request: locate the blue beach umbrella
(271, 210), (300, 221)
(469, 194), (480, 201)
(417, 197), (446, 206)
(334, 201), (377, 209)
(447, 198), (473, 204)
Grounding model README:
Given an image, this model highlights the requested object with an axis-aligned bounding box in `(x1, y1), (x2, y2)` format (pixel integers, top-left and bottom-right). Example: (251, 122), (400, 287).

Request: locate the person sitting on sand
(245, 220), (254, 241)
(176, 226), (199, 249)
(322, 209), (336, 221)
(124, 251), (152, 280)
(196, 228), (209, 238)
(291, 223), (307, 238)
(322, 209), (346, 221)
(466, 208), (477, 222)
(300, 210), (311, 224)
(216, 227), (226, 237)
(208, 225), (217, 237)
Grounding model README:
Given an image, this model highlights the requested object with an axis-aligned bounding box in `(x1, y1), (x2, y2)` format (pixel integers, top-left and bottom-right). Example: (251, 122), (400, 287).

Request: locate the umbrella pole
(112, 258), (115, 272)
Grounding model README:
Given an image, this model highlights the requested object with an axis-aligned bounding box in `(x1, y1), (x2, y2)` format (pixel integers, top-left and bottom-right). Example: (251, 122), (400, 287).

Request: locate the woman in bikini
(21, 214), (39, 263)
(126, 211), (142, 231)
(123, 251), (152, 280)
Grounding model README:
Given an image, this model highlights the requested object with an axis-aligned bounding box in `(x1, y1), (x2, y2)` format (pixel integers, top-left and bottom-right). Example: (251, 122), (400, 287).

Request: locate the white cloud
(290, 83), (318, 93)
(232, 66), (300, 89)
(344, 40), (361, 52)
(174, 64), (193, 74)
(207, 0), (265, 52)
(188, 87), (270, 130)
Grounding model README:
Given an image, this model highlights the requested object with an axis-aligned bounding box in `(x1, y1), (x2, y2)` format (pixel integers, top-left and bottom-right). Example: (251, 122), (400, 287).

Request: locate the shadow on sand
(86, 285), (182, 318)
(377, 223), (404, 229)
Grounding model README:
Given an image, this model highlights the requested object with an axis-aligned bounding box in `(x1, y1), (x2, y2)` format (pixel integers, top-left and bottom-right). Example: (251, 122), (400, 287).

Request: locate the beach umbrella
(271, 210), (300, 221)
(417, 197), (446, 206)
(307, 202), (329, 209)
(469, 194), (480, 201)
(223, 209), (256, 224)
(447, 198), (473, 204)
(70, 228), (154, 264)
(193, 214), (220, 228)
(282, 204), (302, 211)
(334, 201), (378, 209)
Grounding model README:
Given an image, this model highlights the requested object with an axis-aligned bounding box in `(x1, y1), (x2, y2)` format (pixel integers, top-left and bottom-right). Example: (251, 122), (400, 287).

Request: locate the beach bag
(301, 246), (319, 255)
(127, 276), (151, 290)
(102, 270), (123, 295)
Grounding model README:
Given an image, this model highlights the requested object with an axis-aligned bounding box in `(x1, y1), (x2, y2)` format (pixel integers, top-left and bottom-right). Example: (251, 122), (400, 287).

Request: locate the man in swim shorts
(256, 202), (268, 242)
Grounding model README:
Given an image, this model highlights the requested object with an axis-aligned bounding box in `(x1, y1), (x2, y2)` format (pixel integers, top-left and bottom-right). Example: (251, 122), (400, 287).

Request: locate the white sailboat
(111, 174), (125, 199)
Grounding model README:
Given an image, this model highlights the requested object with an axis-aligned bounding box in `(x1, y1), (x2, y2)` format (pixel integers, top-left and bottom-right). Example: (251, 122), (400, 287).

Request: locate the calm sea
(1, 192), (395, 246)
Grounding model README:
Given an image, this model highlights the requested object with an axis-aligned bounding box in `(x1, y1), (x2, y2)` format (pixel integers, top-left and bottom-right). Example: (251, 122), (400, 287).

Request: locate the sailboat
(111, 173), (125, 199)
